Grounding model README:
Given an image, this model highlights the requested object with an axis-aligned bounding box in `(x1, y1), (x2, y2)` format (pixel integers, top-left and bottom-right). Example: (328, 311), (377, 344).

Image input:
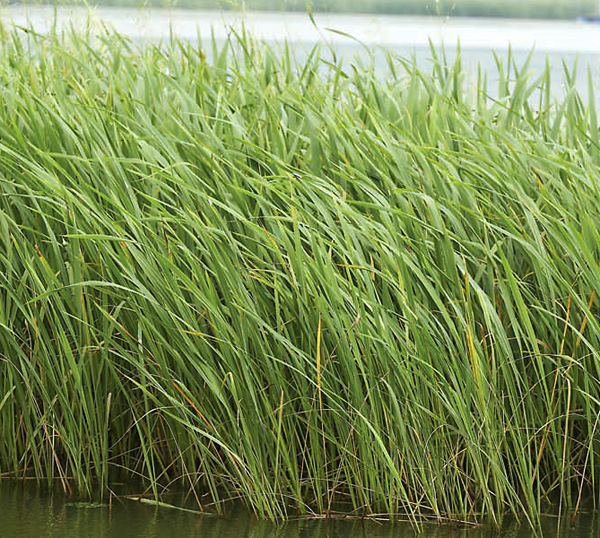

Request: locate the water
(1, 481), (600, 538)
(2, 5), (600, 96)
(3, 5), (600, 51)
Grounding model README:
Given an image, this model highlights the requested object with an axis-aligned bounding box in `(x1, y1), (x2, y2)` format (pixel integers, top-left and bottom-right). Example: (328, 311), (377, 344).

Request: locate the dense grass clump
(1, 24), (600, 526)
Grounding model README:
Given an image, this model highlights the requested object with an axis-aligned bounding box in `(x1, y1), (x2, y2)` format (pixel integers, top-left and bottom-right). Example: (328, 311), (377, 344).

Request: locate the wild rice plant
(0, 23), (600, 526)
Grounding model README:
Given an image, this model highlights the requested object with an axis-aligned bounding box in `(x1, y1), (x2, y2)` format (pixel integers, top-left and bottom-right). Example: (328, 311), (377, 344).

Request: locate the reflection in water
(0, 482), (598, 538)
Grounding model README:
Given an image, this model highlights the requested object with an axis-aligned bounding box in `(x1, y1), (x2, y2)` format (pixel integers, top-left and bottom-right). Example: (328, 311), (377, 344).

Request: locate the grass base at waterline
(1, 24), (600, 526)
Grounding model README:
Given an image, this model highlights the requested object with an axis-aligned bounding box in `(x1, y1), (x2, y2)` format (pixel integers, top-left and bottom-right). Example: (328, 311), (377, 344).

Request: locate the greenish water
(1, 483), (598, 538)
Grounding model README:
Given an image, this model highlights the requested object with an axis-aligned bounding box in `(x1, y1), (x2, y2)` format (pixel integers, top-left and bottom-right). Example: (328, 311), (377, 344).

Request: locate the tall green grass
(1, 23), (600, 526)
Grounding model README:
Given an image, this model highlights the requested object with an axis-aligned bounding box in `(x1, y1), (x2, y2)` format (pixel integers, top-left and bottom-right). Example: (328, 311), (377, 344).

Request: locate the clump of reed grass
(1, 23), (600, 526)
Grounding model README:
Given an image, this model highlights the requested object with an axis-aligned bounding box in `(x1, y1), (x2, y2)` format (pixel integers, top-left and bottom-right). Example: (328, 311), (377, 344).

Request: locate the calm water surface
(1, 482), (599, 538)
(2, 6), (600, 96)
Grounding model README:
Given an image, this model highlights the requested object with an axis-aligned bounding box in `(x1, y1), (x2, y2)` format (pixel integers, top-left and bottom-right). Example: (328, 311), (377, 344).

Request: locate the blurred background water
(2, 5), (600, 97)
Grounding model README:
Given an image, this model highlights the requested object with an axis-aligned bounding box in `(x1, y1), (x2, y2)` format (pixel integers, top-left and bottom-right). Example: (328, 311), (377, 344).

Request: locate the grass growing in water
(1, 24), (600, 526)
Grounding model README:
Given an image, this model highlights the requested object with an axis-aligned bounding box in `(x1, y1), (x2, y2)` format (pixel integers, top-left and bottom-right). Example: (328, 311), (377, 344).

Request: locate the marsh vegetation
(1, 24), (600, 526)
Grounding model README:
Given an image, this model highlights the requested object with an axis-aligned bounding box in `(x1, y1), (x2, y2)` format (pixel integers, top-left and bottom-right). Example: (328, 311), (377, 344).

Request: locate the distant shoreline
(8, 0), (598, 20)
(4, 5), (600, 54)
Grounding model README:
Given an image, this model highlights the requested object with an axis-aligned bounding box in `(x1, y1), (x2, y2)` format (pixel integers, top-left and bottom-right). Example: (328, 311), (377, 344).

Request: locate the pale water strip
(2, 5), (600, 54)
(2, 5), (600, 98)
